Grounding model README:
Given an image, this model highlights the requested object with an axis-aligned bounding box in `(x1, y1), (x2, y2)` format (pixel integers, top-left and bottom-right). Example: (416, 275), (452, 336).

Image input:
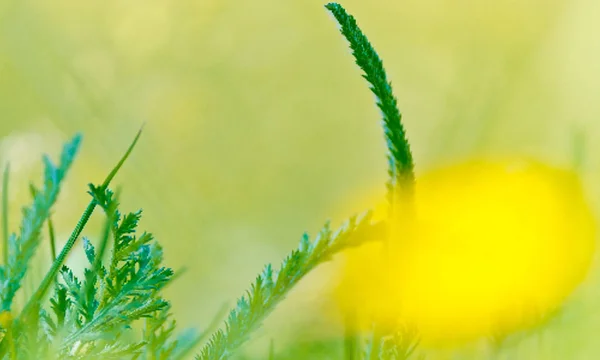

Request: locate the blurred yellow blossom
(336, 158), (596, 346)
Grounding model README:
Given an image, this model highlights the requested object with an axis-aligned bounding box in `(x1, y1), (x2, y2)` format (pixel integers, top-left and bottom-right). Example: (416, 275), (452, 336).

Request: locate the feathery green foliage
(14, 128), (141, 330)
(0, 131), (200, 359)
(197, 215), (386, 360)
(325, 2), (415, 199)
(0, 135), (81, 312)
(0, 3), (423, 359)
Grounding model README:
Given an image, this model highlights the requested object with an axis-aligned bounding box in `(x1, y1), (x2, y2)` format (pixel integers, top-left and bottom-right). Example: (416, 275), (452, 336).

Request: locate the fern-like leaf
(0, 134), (81, 311)
(325, 2), (415, 200)
(197, 213), (386, 360)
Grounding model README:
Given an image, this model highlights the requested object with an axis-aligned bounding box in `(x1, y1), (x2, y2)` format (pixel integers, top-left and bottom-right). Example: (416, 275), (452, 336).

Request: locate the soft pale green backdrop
(1, 0), (600, 358)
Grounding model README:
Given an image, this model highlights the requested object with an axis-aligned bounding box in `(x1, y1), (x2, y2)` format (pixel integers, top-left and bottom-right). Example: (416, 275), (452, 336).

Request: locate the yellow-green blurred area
(1, 0), (600, 358)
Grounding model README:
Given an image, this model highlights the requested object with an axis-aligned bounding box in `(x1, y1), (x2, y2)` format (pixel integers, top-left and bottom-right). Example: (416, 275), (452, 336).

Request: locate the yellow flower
(335, 158), (596, 346)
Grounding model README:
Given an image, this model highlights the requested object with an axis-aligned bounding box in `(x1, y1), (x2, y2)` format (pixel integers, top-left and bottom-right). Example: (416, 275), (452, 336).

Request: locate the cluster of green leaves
(0, 132), (201, 359)
(0, 2), (418, 359)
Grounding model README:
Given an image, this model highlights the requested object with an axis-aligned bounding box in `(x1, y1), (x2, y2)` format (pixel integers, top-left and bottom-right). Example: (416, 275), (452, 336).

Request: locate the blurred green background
(2, 0), (600, 358)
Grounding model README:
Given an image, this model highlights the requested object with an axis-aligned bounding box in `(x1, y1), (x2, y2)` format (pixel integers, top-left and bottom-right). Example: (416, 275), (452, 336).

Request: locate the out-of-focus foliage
(1, 0), (600, 359)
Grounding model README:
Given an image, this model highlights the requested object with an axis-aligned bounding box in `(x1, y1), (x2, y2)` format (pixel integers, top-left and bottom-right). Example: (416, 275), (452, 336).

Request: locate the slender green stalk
(47, 217), (57, 261)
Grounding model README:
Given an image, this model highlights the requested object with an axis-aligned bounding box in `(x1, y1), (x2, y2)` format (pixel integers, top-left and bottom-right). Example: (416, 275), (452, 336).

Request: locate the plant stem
(47, 217), (57, 261)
